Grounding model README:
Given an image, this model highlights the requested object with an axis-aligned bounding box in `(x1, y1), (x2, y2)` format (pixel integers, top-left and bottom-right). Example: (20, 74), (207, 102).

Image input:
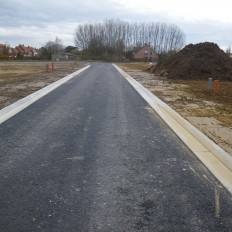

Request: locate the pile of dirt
(148, 42), (232, 81)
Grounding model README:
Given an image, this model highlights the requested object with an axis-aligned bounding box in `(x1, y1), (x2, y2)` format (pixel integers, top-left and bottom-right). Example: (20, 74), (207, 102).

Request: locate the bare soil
(119, 63), (232, 155)
(148, 42), (232, 81)
(0, 61), (86, 109)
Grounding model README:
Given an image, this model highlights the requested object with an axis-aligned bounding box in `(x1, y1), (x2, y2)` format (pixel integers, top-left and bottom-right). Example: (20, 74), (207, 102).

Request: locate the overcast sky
(0, 0), (232, 50)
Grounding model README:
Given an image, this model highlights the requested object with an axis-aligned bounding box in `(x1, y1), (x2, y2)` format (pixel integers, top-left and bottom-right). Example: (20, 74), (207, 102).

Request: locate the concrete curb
(113, 64), (232, 194)
(0, 65), (91, 125)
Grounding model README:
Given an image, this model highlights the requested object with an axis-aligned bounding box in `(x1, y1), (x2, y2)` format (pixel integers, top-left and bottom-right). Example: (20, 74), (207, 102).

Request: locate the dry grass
(0, 62), (45, 81)
(0, 61), (84, 109)
(171, 79), (232, 106)
(118, 62), (151, 71)
(168, 80), (232, 126)
(0, 62), (80, 83)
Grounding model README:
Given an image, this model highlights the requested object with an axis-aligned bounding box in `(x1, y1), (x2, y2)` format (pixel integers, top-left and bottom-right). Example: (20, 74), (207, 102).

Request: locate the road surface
(0, 63), (232, 231)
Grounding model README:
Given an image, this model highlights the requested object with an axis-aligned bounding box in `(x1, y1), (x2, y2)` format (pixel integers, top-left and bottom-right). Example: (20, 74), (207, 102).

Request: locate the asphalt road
(0, 63), (232, 232)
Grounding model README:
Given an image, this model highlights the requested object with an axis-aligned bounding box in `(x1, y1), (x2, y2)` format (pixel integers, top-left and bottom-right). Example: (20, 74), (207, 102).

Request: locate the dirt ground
(119, 63), (232, 156)
(149, 42), (232, 81)
(0, 61), (86, 109)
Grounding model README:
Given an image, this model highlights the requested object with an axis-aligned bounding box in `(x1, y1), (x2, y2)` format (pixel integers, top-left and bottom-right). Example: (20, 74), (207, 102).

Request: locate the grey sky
(0, 0), (231, 50)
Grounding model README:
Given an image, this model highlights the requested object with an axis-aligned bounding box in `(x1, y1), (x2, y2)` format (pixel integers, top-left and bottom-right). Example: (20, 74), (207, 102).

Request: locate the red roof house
(133, 44), (158, 62)
(15, 44), (38, 57)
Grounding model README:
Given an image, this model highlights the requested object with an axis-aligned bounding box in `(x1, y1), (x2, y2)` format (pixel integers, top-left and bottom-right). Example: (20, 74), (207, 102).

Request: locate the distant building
(52, 52), (80, 61)
(8, 47), (18, 58)
(15, 44), (38, 58)
(0, 44), (17, 59)
(0, 43), (38, 59)
(0, 44), (6, 57)
(133, 44), (158, 62)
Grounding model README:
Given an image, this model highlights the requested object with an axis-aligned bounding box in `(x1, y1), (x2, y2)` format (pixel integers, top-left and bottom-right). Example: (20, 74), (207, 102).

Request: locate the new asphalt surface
(0, 63), (232, 231)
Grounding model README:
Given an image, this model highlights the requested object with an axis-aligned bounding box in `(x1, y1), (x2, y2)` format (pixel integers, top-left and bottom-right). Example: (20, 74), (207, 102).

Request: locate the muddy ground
(119, 63), (232, 156)
(0, 61), (86, 109)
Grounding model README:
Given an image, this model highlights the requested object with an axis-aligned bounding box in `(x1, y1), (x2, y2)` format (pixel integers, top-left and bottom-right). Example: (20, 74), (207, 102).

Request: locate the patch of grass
(118, 62), (151, 71)
(0, 63), (46, 80)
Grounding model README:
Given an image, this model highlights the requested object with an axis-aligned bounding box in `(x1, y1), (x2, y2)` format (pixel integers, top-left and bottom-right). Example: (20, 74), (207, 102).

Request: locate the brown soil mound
(149, 42), (232, 81)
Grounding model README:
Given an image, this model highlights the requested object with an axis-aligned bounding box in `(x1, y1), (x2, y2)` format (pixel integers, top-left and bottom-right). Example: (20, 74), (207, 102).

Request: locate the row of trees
(74, 19), (186, 60)
(1, 19), (186, 61)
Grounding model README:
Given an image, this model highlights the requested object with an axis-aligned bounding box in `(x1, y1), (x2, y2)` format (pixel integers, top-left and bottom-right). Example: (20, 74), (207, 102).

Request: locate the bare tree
(226, 45), (231, 57)
(74, 19), (185, 60)
(45, 37), (64, 54)
(39, 37), (64, 60)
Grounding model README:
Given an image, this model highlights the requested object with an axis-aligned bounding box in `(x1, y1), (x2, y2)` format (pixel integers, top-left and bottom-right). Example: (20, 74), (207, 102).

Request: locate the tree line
(74, 19), (186, 60)
(1, 19), (186, 61)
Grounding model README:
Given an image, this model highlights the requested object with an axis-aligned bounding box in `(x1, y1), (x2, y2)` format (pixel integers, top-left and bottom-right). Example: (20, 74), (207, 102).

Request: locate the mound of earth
(149, 42), (232, 81)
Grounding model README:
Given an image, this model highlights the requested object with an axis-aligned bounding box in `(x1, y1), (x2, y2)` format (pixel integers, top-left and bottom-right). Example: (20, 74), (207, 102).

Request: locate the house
(133, 43), (158, 62)
(0, 43), (38, 59)
(0, 44), (8, 58)
(15, 44), (38, 57)
(0, 44), (4, 53)
(52, 52), (80, 61)
(0, 44), (4, 51)
(8, 47), (18, 58)
(0, 44), (17, 59)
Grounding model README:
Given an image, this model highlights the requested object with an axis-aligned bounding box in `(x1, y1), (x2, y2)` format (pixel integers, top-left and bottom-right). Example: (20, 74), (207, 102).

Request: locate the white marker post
(208, 78), (213, 92)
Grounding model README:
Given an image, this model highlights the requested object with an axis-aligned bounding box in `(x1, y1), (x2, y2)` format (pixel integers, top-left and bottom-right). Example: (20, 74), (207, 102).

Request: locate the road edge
(113, 64), (232, 194)
(0, 65), (91, 125)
